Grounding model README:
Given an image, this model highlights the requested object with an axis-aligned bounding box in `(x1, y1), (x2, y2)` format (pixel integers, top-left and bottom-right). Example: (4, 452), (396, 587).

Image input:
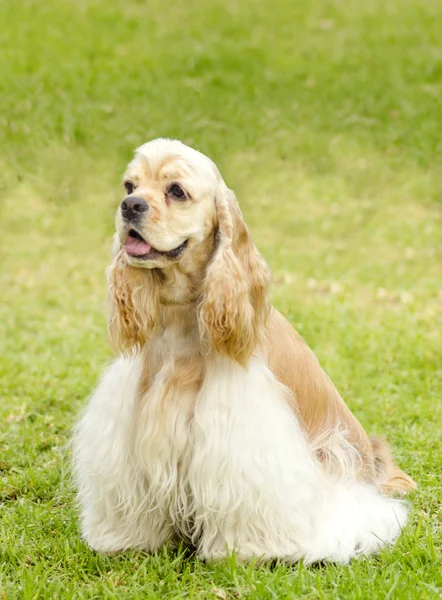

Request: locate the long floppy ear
(198, 184), (270, 366)
(107, 250), (160, 354)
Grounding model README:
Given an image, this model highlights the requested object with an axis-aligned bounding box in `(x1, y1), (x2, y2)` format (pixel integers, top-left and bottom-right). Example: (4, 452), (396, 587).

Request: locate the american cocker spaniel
(73, 138), (415, 563)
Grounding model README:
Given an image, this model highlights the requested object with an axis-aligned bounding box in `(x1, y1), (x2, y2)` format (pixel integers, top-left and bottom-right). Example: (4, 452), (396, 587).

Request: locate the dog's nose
(121, 197), (149, 220)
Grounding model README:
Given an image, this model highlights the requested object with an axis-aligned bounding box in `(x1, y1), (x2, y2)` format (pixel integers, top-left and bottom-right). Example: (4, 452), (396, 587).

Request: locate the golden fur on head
(107, 251), (161, 354)
(107, 138), (270, 364)
(198, 184), (270, 365)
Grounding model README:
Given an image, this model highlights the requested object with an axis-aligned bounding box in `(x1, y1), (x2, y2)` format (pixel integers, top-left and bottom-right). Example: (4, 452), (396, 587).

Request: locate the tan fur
(266, 310), (415, 492)
(198, 187), (270, 366)
(371, 437), (417, 495)
(108, 139), (416, 497)
(107, 251), (161, 354)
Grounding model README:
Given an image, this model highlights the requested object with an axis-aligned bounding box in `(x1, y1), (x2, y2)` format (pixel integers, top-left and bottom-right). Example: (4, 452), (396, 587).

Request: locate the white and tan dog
(73, 138), (415, 563)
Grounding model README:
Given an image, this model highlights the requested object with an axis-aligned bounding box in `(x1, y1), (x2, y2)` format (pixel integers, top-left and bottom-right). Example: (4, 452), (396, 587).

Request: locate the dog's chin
(123, 229), (189, 268)
(126, 252), (174, 269)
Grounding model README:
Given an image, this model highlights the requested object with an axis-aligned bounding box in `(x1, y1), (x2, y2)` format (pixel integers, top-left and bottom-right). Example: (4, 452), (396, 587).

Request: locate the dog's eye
(168, 184), (186, 200)
(124, 181), (135, 195)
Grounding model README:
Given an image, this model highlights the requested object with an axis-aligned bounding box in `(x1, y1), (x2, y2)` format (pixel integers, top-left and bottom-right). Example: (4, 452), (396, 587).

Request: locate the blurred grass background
(0, 0), (441, 598)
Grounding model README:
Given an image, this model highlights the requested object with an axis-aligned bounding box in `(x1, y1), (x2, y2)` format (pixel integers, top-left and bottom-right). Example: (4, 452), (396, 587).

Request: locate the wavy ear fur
(107, 251), (160, 354)
(198, 186), (270, 366)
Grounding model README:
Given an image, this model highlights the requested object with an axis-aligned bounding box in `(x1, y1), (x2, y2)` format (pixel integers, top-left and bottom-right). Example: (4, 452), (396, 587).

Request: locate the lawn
(0, 0), (441, 597)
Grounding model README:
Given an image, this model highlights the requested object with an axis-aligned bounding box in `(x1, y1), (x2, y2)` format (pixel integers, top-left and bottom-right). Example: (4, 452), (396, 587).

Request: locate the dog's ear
(107, 251), (160, 354)
(198, 184), (270, 366)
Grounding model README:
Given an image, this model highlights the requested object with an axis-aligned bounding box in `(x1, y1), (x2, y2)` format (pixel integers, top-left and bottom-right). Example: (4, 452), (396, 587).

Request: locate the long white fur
(73, 351), (407, 563)
(73, 355), (174, 552)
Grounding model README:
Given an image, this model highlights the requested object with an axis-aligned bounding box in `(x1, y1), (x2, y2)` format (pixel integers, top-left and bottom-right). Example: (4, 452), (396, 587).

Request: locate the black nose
(121, 196), (149, 220)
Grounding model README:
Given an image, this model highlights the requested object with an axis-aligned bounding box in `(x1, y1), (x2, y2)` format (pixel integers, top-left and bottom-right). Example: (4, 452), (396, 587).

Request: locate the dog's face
(109, 138), (270, 364)
(115, 139), (220, 269)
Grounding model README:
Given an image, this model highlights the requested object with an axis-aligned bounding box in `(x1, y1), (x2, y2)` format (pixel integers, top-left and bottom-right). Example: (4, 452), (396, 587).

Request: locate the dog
(73, 138), (415, 563)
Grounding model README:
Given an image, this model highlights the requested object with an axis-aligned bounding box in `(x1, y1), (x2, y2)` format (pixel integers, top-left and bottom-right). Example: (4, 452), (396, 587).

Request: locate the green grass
(0, 0), (441, 597)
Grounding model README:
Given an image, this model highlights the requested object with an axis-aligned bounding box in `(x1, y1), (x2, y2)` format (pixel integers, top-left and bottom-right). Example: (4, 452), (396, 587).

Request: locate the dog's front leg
(188, 356), (316, 562)
(72, 356), (175, 554)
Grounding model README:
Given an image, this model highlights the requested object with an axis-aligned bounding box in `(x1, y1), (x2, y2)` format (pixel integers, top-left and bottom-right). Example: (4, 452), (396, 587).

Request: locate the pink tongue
(125, 235), (151, 256)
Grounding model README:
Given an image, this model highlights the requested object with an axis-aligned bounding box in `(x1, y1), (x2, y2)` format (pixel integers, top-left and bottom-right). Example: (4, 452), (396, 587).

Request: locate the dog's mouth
(125, 229), (189, 261)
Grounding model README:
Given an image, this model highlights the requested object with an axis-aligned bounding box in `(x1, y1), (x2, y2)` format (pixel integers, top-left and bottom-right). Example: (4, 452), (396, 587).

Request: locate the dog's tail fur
(371, 437), (416, 495)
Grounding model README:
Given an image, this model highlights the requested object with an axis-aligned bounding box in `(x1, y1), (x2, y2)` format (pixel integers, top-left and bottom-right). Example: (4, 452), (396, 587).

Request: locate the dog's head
(116, 138), (218, 270)
(108, 139), (270, 364)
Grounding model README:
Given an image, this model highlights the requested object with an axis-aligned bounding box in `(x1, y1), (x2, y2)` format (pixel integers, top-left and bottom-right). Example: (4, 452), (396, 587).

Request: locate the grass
(0, 0), (441, 597)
